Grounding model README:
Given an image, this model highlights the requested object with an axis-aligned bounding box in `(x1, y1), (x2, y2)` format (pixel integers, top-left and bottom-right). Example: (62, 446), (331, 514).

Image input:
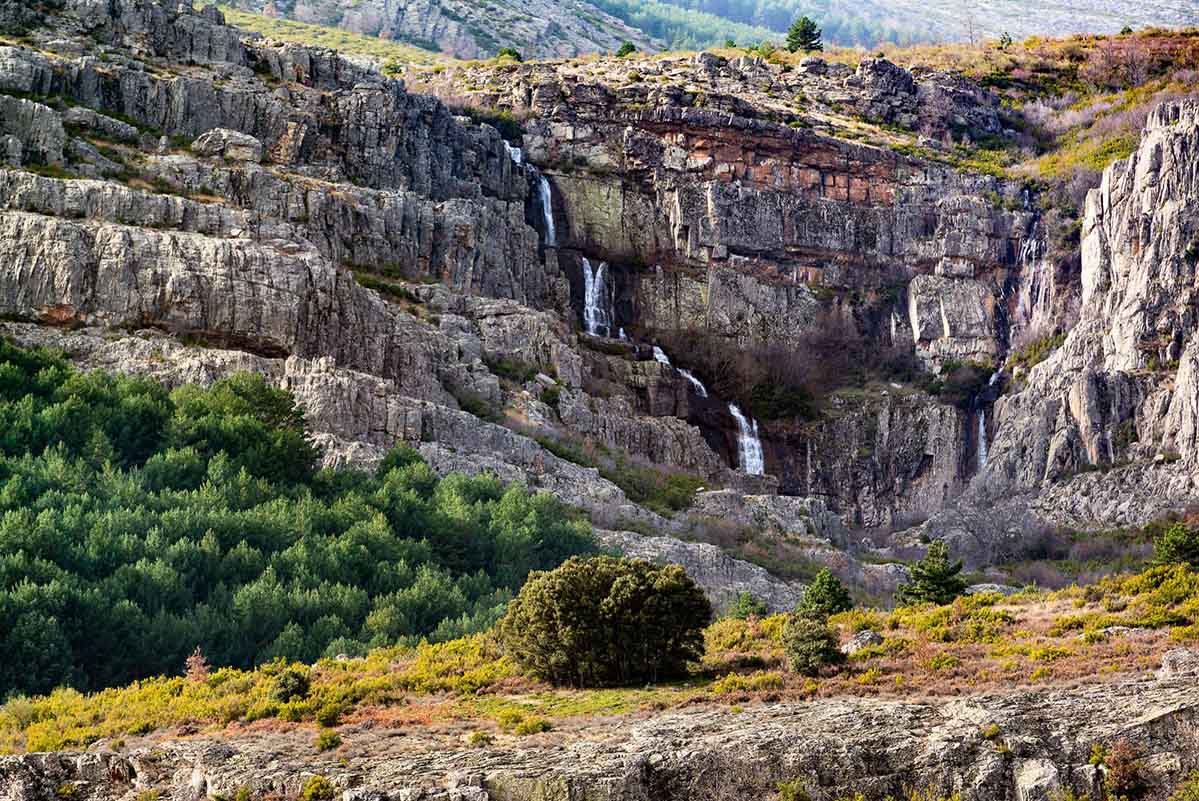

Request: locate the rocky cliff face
(5, 674), (1199, 801)
(415, 51), (1037, 523)
(910, 100), (1199, 556)
(7, 0), (1199, 595)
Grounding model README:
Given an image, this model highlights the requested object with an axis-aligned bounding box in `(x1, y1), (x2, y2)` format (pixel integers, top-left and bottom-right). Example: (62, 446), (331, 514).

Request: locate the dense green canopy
(0, 340), (594, 698)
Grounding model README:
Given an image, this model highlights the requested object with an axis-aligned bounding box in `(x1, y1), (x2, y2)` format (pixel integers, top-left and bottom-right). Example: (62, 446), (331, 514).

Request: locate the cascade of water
(977, 409), (988, 471)
(652, 346), (708, 397)
(582, 258), (612, 337)
(503, 141), (523, 164)
(728, 403), (765, 475)
(538, 175), (556, 246)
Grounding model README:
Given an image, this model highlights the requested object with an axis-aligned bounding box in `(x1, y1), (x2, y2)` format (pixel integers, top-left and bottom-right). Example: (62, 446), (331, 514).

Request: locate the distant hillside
(624, 0), (1199, 48)
(229, 0), (662, 59)
(227, 0), (1199, 57)
(219, 6), (454, 66)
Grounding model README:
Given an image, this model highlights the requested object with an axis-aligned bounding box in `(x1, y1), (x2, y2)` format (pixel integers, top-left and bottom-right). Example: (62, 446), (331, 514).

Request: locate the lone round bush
(498, 555), (712, 687)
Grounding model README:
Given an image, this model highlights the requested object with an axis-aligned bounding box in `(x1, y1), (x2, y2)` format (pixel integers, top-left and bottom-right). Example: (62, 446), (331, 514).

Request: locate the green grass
(218, 6), (453, 68)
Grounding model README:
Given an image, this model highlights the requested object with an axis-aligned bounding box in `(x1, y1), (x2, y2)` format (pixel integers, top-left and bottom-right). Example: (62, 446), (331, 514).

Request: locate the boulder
(191, 128), (264, 162)
(840, 630), (884, 655)
(1158, 648), (1199, 679)
(1014, 758), (1061, 801)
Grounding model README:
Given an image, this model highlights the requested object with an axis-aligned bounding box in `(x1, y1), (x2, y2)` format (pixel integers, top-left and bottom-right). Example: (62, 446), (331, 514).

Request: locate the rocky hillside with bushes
(7, 0), (1199, 796)
(4, 0), (1199, 592)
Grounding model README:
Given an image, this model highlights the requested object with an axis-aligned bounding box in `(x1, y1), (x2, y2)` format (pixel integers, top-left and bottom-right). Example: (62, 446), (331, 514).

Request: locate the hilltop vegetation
(0, 340), (594, 699)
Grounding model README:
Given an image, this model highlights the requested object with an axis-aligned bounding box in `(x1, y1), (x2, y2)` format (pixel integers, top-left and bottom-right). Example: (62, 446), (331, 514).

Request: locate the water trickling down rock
(729, 402), (765, 475)
(582, 257), (612, 337)
(538, 174), (555, 246)
(653, 345), (708, 397)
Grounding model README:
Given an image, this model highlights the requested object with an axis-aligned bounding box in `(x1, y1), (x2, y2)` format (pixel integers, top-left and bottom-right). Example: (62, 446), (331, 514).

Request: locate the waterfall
(538, 175), (556, 246)
(729, 403), (765, 475)
(582, 258), (612, 337)
(653, 346), (708, 397)
(977, 410), (988, 471)
(504, 141), (523, 164)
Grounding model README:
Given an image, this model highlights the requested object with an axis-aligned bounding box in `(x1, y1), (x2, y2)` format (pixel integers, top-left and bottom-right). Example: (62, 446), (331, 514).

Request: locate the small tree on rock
(783, 614), (842, 676)
(795, 568), (852, 619)
(616, 41), (637, 58)
(786, 16), (823, 53)
(895, 541), (967, 606)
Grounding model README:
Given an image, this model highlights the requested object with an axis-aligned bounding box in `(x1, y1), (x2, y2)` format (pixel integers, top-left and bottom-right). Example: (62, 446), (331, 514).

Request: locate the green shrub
(270, 668), (310, 703)
(795, 569), (852, 620)
(1154, 523), (1199, 568)
(1166, 771), (1199, 801)
(314, 703), (342, 727)
(498, 556), (712, 687)
(778, 779), (812, 801)
(300, 776), (336, 801)
(539, 386), (561, 409)
(725, 592), (769, 620)
(616, 41), (636, 57)
(314, 728), (341, 752)
(711, 670), (784, 694)
(512, 716), (552, 735)
(495, 47), (523, 62)
(782, 614), (843, 676)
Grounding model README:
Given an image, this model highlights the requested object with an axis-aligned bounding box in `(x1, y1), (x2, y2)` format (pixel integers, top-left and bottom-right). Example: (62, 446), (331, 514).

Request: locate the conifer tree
(895, 541), (967, 606)
(786, 16), (823, 53)
(795, 568), (852, 619)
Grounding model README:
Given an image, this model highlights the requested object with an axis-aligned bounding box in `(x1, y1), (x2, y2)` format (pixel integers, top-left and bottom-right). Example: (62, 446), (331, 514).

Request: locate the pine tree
(786, 16), (823, 53)
(795, 568), (852, 619)
(895, 541), (967, 606)
(1154, 523), (1199, 568)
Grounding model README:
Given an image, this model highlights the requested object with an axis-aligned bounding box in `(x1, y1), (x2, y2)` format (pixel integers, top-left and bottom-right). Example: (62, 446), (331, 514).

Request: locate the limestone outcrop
(5, 676), (1199, 801)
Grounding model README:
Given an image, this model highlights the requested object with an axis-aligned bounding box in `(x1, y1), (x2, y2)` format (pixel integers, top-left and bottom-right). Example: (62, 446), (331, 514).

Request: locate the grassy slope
(218, 6), (454, 67)
(5, 562), (1198, 753)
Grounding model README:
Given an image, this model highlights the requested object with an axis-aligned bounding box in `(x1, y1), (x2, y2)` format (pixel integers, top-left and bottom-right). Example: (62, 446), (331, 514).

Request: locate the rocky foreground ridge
(5, 669), (1199, 801)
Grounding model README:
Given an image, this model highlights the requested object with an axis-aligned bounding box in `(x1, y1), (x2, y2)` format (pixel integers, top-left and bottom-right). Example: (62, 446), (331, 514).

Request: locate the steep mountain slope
(9, 1), (1199, 795)
(3, 0), (1199, 603)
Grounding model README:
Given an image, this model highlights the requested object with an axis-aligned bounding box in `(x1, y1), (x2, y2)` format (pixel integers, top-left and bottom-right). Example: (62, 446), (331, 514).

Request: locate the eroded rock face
(594, 528), (804, 612)
(410, 51), (1036, 526)
(421, 55), (1027, 363)
(910, 99), (1199, 556)
(5, 678), (1199, 801)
